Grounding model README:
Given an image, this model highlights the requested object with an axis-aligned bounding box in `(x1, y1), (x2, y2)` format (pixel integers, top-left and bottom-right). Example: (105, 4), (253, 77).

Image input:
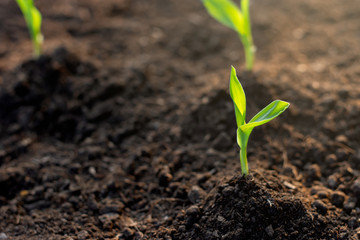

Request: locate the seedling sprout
(202, 0), (255, 71)
(16, 0), (43, 58)
(229, 66), (289, 175)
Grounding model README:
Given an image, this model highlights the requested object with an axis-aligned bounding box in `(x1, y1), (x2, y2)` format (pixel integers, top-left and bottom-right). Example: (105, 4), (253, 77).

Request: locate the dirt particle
(121, 227), (134, 239)
(158, 166), (173, 187)
(134, 231), (144, 239)
(0, 233), (8, 240)
(186, 205), (200, 216)
(185, 205), (201, 228)
(352, 179), (360, 199)
(24, 200), (51, 211)
(336, 149), (349, 161)
(188, 186), (205, 204)
(178, 225), (186, 232)
(265, 225), (274, 237)
(99, 199), (124, 214)
(313, 200), (328, 215)
(327, 175), (339, 190)
(335, 135), (348, 144)
(343, 200), (356, 214)
(331, 191), (345, 208)
(77, 230), (89, 240)
(222, 186), (235, 197)
(99, 213), (119, 229)
(325, 154), (337, 165)
(306, 164), (322, 181)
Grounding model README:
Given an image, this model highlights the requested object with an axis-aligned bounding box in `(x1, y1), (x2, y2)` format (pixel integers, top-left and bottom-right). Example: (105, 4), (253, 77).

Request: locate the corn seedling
(229, 66), (289, 175)
(16, 0), (43, 57)
(202, 0), (255, 71)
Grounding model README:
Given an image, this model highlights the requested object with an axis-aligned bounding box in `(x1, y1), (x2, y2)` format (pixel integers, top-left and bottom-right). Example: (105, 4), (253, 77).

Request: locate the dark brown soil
(1, 0), (360, 239)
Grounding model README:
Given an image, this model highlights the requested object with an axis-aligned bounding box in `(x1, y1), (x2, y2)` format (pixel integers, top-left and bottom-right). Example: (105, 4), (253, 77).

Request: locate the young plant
(229, 66), (289, 175)
(16, 0), (43, 58)
(202, 0), (255, 71)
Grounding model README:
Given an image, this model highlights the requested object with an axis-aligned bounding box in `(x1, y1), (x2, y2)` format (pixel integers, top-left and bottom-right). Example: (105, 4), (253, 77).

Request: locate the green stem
(242, 36), (255, 71)
(237, 128), (251, 176)
(33, 40), (41, 58)
(240, 148), (248, 175)
(238, 34), (255, 71)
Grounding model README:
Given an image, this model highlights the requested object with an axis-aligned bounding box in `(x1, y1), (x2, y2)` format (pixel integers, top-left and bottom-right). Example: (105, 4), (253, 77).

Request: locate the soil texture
(0, 0), (360, 239)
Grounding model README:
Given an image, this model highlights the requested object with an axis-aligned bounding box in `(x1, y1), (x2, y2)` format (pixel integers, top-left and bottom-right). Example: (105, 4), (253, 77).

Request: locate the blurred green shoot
(229, 66), (289, 175)
(202, 0), (255, 71)
(16, 0), (43, 58)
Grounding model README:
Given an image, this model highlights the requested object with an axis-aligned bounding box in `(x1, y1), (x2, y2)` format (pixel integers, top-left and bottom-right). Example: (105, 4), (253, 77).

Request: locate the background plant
(16, 0), (43, 58)
(229, 66), (289, 175)
(202, 0), (255, 71)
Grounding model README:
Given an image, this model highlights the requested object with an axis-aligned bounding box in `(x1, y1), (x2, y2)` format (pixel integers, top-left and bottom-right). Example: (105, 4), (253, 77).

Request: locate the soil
(0, 0), (360, 239)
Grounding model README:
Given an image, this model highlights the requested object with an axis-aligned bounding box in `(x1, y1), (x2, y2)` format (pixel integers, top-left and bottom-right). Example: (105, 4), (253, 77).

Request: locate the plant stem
(242, 35), (255, 71)
(33, 41), (41, 58)
(240, 148), (248, 175)
(238, 129), (250, 176)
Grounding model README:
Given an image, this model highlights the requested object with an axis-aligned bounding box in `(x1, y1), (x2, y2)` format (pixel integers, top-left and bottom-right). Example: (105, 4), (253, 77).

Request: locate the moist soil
(1, 0), (360, 239)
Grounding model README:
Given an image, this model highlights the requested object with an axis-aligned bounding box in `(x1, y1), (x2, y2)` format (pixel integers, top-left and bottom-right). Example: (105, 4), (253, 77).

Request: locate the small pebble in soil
(325, 154), (337, 165)
(265, 225), (274, 237)
(186, 205), (200, 217)
(222, 186), (235, 197)
(188, 185), (205, 204)
(335, 135), (348, 144)
(317, 191), (329, 199)
(330, 191), (345, 208)
(185, 205), (201, 228)
(158, 167), (173, 187)
(0, 233), (8, 240)
(313, 200), (328, 215)
(327, 175), (339, 189)
(306, 164), (322, 181)
(343, 200), (356, 214)
(178, 225), (186, 233)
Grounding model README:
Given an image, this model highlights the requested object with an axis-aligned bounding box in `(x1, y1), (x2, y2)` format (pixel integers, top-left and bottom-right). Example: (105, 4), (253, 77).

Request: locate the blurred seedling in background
(202, 0), (255, 71)
(229, 66), (289, 175)
(16, 0), (43, 58)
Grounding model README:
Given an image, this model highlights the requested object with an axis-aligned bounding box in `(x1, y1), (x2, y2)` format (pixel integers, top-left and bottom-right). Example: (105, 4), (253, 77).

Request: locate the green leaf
(16, 0), (43, 57)
(31, 7), (42, 36)
(240, 0), (251, 36)
(229, 66), (246, 126)
(240, 100), (290, 132)
(202, 0), (245, 35)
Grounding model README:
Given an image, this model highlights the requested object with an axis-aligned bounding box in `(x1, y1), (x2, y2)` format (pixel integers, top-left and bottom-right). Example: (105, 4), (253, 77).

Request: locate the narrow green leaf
(16, 0), (43, 57)
(16, 0), (29, 13)
(240, 100), (290, 132)
(202, 0), (245, 35)
(31, 8), (42, 34)
(229, 66), (246, 126)
(240, 0), (250, 36)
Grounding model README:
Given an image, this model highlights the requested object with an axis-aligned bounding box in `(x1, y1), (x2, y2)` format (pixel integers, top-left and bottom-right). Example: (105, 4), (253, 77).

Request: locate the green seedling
(16, 0), (43, 57)
(202, 0), (255, 71)
(229, 66), (289, 175)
